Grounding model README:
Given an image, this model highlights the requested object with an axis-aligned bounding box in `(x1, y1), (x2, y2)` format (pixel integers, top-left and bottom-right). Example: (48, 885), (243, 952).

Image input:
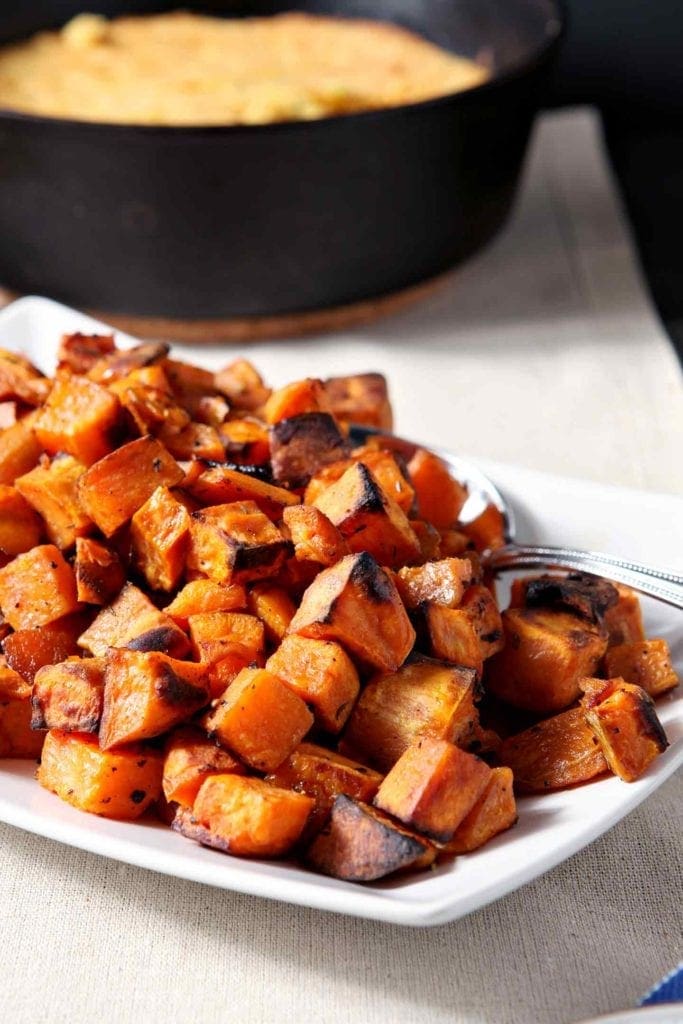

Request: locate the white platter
(0, 295), (681, 927)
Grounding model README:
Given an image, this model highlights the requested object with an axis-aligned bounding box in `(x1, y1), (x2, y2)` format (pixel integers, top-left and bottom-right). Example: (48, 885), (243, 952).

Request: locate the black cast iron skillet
(0, 1), (562, 323)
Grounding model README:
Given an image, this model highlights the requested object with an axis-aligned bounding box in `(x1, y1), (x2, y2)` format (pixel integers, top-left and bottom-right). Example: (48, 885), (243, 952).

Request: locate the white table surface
(1, 107), (682, 1024)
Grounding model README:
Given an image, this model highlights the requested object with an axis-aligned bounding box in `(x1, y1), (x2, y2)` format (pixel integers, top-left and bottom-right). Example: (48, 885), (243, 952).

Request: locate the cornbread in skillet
(0, 10), (489, 126)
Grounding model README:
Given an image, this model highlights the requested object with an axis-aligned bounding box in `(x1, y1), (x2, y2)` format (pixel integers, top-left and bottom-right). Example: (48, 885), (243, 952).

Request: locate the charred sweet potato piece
(341, 656), (478, 772)
(582, 679), (668, 782)
(305, 794), (435, 881)
(604, 639), (678, 698)
(374, 738), (492, 842)
(188, 611), (265, 668)
(264, 378), (331, 425)
(425, 605), (483, 677)
(204, 667), (313, 772)
(350, 447), (416, 516)
(33, 376), (120, 466)
(78, 582), (189, 658)
(0, 484), (42, 556)
(16, 454), (93, 550)
(0, 658), (44, 757)
(187, 501), (291, 585)
(460, 584), (505, 658)
(485, 608), (608, 713)
(288, 552), (415, 673)
(73, 537), (126, 606)
(220, 419), (270, 466)
(266, 742), (383, 839)
(214, 358), (271, 412)
(113, 380), (189, 438)
(157, 420), (225, 462)
(313, 462), (420, 569)
(195, 395), (230, 431)
(78, 435), (184, 536)
(163, 579), (247, 628)
(396, 557), (473, 610)
(56, 332), (116, 374)
(38, 729), (162, 818)
(499, 708), (608, 793)
(31, 658), (105, 733)
(409, 519), (442, 562)
(439, 528), (475, 558)
(100, 649), (209, 749)
(130, 485), (191, 592)
(162, 725), (245, 808)
(0, 350), (49, 405)
(461, 503), (506, 552)
(186, 465), (299, 521)
(282, 505), (348, 566)
(442, 767), (517, 854)
(247, 584), (296, 643)
(3, 612), (88, 683)
(407, 448), (467, 530)
(269, 413), (350, 488)
(323, 373), (393, 430)
(514, 573), (619, 625)
(87, 342), (169, 385)
(266, 635), (360, 733)
(0, 414), (42, 484)
(602, 584), (645, 646)
(162, 358), (218, 416)
(180, 774), (313, 857)
(0, 545), (79, 630)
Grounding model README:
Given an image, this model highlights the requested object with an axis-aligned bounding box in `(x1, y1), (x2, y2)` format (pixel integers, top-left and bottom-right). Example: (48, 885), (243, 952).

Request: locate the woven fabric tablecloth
(1, 108), (681, 1024)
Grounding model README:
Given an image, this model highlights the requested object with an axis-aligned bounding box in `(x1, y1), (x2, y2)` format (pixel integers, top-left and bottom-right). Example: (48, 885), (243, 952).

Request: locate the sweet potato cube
(204, 667), (313, 772)
(499, 708), (608, 793)
(266, 742), (383, 838)
(162, 725), (245, 808)
(73, 537), (126, 606)
(100, 649), (210, 749)
(214, 358), (271, 412)
(282, 504), (348, 566)
(0, 659), (44, 757)
(444, 767), (517, 854)
(0, 545), (79, 630)
(305, 795), (435, 881)
(87, 341), (169, 385)
(396, 557), (473, 610)
(78, 435), (184, 536)
(161, 357), (218, 414)
(0, 484), (42, 556)
(313, 462), (420, 569)
(247, 583), (296, 643)
(407, 448), (467, 529)
(31, 658), (105, 732)
(188, 611), (265, 667)
(323, 373), (393, 430)
(425, 604), (483, 677)
(461, 502), (506, 552)
(56, 331), (115, 374)
(485, 608), (607, 713)
(264, 378), (331, 424)
(514, 573), (619, 625)
(266, 635), (360, 733)
(33, 376), (120, 466)
(3, 612), (88, 683)
(583, 679), (669, 781)
(78, 582), (189, 658)
(220, 419), (270, 465)
(186, 464), (299, 521)
(603, 584), (645, 646)
(460, 584), (505, 658)
(351, 447), (416, 516)
(0, 416), (42, 484)
(409, 519), (442, 561)
(341, 656), (478, 772)
(0, 350), (50, 406)
(180, 774), (313, 857)
(38, 730), (162, 818)
(16, 454), (93, 550)
(130, 485), (190, 592)
(270, 413), (350, 488)
(163, 579), (247, 627)
(604, 639), (678, 698)
(187, 501), (291, 585)
(288, 552), (415, 672)
(374, 738), (491, 842)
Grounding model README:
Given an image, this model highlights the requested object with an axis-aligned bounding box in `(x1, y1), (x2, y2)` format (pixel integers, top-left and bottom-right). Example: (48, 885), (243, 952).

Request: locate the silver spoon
(348, 427), (683, 609)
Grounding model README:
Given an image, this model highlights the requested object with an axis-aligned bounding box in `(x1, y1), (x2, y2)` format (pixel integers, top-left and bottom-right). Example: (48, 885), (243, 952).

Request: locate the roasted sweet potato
(0, 658), (44, 757)
(34, 375), (120, 466)
(461, 503), (506, 552)
(188, 611), (265, 667)
(350, 447), (416, 516)
(282, 505), (348, 566)
(163, 579), (247, 627)
(263, 378), (331, 425)
(602, 584), (645, 646)
(204, 667), (313, 772)
(583, 678), (669, 781)
(38, 729), (162, 818)
(31, 657), (105, 732)
(341, 656), (478, 772)
(185, 463), (299, 521)
(247, 583), (296, 643)
(87, 341), (169, 385)
(100, 649), (210, 749)
(3, 612), (88, 683)
(499, 708), (608, 793)
(73, 537), (126, 606)
(16, 453), (93, 550)
(288, 552), (415, 673)
(407, 448), (467, 529)
(425, 604), (483, 677)
(0, 415), (42, 485)
(305, 794), (435, 881)
(56, 331), (116, 374)
(409, 519), (442, 562)
(214, 358), (271, 412)
(460, 584), (505, 659)
(266, 634), (360, 733)
(0, 484), (42, 556)
(162, 725), (245, 808)
(130, 485), (191, 592)
(442, 767), (517, 854)
(511, 573), (618, 625)
(323, 373), (392, 430)
(220, 418), (270, 465)
(78, 582), (189, 658)
(396, 557), (473, 610)
(270, 413), (350, 489)
(187, 501), (291, 585)
(162, 358), (218, 415)
(0, 544), (79, 630)
(374, 738), (492, 842)
(604, 639), (678, 698)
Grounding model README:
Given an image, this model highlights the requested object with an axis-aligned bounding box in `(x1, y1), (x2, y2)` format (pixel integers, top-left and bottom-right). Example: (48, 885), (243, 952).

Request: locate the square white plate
(0, 296), (681, 927)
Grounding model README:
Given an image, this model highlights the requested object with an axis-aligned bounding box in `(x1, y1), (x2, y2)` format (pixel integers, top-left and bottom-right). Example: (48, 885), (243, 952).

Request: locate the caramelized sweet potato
(31, 657), (105, 732)
(396, 557), (473, 610)
(604, 639), (678, 698)
(499, 708), (608, 793)
(100, 649), (209, 749)
(88, 342), (169, 385)
(442, 767), (517, 854)
(425, 604), (483, 677)
(78, 582), (189, 658)
(461, 503), (506, 552)
(163, 579), (247, 627)
(16, 454), (93, 550)
(263, 378), (331, 425)
(583, 678), (669, 781)
(513, 573), (618, 625)
(460, 584), (505, 659)
(270, 412), (350, 489)
(0, 658), (44, 757)
(247, 583), (296, 643)
(0, 416), (42, 484)
(305, 794), (435, 881)
(157, 420), (225, 462)
(323, 373), (392, 430)
(288, 552), (415, 673)
(0, 545), (79, 630)
(130, 485), (191, 592)
(266, 634), (360, 733)
(34, 376), (120, 465)
(341, 656), (478, 772)
(602, 584), (645, 646)
(56, 331), (115, 374)
(73, 537), (126, 606)
(282, 505), (348, 566)
(204, 667), (313, 772)
(350, 447), (416, 516)
(188, 611), (265, 668)
(407, 448), (467, 529)
(0, 484), (42, 556)
(3, 612), (88, 683)
(220, 418), (270, 465)
(162, 725), (245, 808)
(38, 729), (162, 818)
(374, 738), (492, 841)
(187, 501), (291, 585)
(214, 358), (271, 412)
(185, 463), (300, 521)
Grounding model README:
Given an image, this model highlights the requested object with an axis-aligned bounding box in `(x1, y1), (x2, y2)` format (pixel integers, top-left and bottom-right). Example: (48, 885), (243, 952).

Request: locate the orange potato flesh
(282, 504), (348, 566)
(323, 373), (393, 431)
(604, 639), (678, 698)
(0, 544), (79, 630)
(33, 376), (120, 466)
(583, 679), (669, 782)
(442, 767), (517, 854)
(78, 582), (189, 659)
(407, 448), (467, 529)
(3, 612), (88, 683)
(213, 358), (271, 412)
(460, 584), (505, 659)
(462, 503), (506, 552)
(73, 537), (126, 606)
(16, 454), (93, 551)
(247, 583), (296, 643)
(188, 611), (265, 667)
(0, 659), (45, 757)
(499, 707), (608, 793)
(187, 500), (291, 585)
(32, 657), (105, 733)
(264, 378), (331, 424)
(157, 421), (225, 462)
(220, 418), (270, 466)
(396, 557), (473, 610)
(0, 484), (43, 557)
(425, 604), (484, 678)
(266, 634), (360, 733)
(185, 464), (299, 521)
(0, 416), (42, 485)
(603, 584), (645, 647)
(162, 725), (245, 808)
(130, 485), (191, 592)
(163, 579), (247, 627)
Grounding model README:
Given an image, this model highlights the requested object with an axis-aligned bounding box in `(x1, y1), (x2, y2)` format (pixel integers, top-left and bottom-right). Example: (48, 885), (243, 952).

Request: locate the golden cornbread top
(0, 10), (489, 126)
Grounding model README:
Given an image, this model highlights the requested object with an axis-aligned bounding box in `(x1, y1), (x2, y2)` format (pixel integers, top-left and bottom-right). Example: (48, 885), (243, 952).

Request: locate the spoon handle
(487, 544), (683, 609)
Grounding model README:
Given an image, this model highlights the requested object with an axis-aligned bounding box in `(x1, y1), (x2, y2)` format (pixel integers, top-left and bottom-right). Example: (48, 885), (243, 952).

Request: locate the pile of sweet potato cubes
(0, 333), (677, 882)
